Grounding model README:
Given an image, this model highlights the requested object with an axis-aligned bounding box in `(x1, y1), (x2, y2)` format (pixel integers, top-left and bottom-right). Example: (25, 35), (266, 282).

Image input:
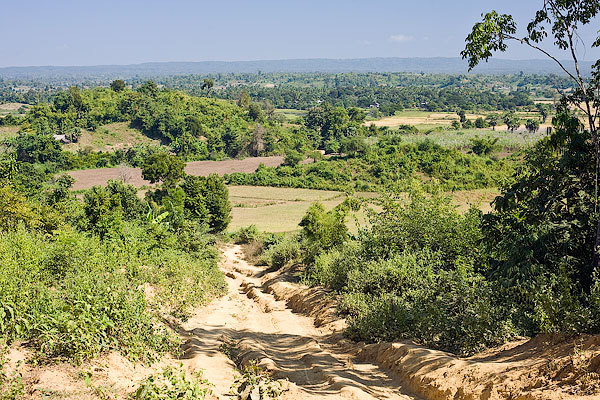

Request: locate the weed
(230, 361), (285, 400)
(131, 364), (212, 400)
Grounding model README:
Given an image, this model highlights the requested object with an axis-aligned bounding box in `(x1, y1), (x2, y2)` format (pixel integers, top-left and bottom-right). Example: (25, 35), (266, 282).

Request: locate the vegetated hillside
(0, 140), (232, 372)
(0, 82), (293, 172)
(1, 82), (535, 194)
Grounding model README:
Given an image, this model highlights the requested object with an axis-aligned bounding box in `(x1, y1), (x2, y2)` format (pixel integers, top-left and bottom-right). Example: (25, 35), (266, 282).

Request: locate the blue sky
(2, 0), (599, 67)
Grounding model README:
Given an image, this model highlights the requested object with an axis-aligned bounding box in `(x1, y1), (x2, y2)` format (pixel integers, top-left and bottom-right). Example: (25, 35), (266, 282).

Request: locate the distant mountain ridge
(0, 57), (592, 79)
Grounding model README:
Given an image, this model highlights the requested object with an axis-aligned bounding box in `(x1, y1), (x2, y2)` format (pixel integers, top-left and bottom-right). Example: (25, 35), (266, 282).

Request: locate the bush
(0, 220), (225, 364)
(233, 225), (260, 244)
(132, 364), (212, 400)
(339, 250), (513, 355)
(301, 185), (513, 355)
(263, 236), (301, 269)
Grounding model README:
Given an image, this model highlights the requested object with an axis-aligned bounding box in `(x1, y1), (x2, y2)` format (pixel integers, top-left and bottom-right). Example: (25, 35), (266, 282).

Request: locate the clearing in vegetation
(228, 185), (497, 233)
(63, 122), (161, 152)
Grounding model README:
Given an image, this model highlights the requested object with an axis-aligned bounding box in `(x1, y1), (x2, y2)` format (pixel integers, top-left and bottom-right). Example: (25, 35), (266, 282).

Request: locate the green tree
(138, 80), (159, 97)
(462, 0), (600, 265)
(180, 175), (209, 221)
(110, 80), (126, 92)
(12, 133), (64, 164)
(106, 179), (143, 220)
(247, 103), (264, 121)
(525, 119), (540, 133)
(470, 136), (500, 156)
(141, 153), (185, 188)
(474, 117), (488, 129)
(486, 114), (500, 130)
(536, 103), (550, 123)
(202, 174), (231, 233)
(237, 90), (251, 108)
(485, 110), (598, 332)
(201, 78), (214, 94)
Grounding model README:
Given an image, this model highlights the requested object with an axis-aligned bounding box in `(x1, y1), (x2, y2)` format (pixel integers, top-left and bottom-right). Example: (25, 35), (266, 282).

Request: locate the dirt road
(179, 244), (416, 400)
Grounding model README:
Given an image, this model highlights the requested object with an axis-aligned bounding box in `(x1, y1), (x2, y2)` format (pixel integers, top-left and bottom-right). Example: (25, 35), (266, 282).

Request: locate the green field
(273, 108), (307, 122)
(228, 185), (498, 233)
(397, 128), (547, 152)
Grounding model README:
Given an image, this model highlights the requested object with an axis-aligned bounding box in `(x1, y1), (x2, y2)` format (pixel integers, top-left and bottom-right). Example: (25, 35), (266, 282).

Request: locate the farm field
(367, 110), (552, 132)
(398, 128), (547, 151)
(228, 185), (498, 233)
(68, 155), (285, 190)
(0, 102), (27, 116)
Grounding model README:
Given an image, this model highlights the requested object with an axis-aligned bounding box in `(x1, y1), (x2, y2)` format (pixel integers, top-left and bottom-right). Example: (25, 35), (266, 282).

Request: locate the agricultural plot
(398, 129), (547, 152)
(228, 185), (498, 233)
(0, 102), (27, 116)
(367, 110), (552, 133)
(0, 126), (19, 140)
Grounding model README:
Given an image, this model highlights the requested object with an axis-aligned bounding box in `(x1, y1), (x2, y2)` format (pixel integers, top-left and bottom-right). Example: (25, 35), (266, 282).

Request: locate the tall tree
(201, 78), (214, 94)
(462, 0), (600, 265)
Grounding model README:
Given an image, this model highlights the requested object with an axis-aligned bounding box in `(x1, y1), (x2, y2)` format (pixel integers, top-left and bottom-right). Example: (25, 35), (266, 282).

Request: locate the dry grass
(64, 122), (161, 152)
(0, 126), (19, 140)
(228, 186), (499, 233)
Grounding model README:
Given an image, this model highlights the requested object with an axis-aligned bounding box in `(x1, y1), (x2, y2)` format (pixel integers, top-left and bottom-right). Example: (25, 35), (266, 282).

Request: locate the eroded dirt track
(179, 244), (417, 400)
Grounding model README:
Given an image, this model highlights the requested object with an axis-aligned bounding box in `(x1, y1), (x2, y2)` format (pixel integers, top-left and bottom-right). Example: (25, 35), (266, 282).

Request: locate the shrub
(233, 225), (260, 244)
(301, 185), (513, 355)
(264, 236), (301, 269)
(132, 365), (212, 400)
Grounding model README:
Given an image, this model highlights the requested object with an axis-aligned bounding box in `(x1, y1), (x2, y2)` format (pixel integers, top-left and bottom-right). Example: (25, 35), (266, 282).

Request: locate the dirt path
(179, 244), (417, 400)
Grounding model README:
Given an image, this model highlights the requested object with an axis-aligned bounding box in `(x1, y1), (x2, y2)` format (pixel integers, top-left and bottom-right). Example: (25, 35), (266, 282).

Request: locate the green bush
(0, 219), (224, 364)
(301, 185), (514, 355)
(232, 225), (260, 244)
(132, 364), (212, 400)
(339, 250), (513, 355)
(264, 236), (301, 269)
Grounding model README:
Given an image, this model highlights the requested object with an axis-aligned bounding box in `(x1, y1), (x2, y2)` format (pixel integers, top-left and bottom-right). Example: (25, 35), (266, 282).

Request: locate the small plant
(230, 361), (284, 400)
(131, 364), (212, 400)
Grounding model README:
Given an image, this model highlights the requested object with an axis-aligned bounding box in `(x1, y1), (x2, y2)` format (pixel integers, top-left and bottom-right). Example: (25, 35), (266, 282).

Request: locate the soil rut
(179, 244), (416, 400)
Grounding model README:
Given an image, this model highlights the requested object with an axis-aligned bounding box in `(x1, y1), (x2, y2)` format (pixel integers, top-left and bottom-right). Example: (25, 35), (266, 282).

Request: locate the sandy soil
(68, 156), (285, 191)
(177, 245), (415, 399)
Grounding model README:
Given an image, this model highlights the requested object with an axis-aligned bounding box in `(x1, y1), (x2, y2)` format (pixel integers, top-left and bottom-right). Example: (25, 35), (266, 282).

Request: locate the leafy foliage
(300, 186), (512, 355)
(132, 365), (212, 400)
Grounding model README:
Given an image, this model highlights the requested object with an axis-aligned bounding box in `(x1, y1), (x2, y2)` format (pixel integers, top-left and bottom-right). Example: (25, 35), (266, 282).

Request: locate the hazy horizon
(2, 0), (599, 68)
(0, 56), (588, 69)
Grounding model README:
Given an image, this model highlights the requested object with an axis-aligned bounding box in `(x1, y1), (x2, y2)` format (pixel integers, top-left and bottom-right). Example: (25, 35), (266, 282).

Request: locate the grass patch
(64, 122), (162, 153)
(0, 126), (19, 141)
(227, 185), (498, 233)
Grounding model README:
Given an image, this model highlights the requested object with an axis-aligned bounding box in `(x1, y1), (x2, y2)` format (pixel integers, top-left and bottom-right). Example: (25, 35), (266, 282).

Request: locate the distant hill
(0, 57), (592, 80)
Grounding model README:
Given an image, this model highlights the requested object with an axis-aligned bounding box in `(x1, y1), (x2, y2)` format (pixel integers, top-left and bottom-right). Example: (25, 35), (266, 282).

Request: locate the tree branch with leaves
(462, 0), (600, 265)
